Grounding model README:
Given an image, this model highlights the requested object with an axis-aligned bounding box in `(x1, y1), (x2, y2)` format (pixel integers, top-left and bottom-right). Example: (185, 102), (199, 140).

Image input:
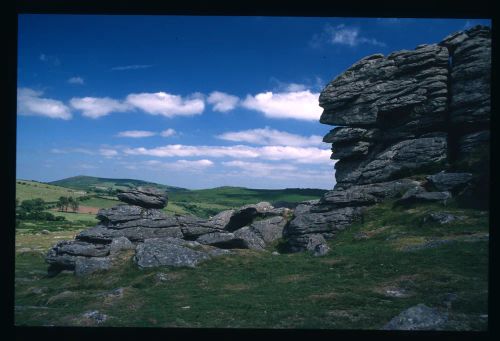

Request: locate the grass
(16, 180), (87, 203)
(45, 211), (99, 223)
(14, 199), (488, 329)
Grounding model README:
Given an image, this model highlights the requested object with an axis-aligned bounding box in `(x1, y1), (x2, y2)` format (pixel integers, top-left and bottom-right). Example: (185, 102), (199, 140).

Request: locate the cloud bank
(17, 88), (72, 120)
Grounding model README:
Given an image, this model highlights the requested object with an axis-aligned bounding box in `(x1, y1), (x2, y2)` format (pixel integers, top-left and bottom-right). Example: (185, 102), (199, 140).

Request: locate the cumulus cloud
(311, 24), (386, 48)
(144, 159), (214, 171)
(70, 97), (131, 118)
(125, 92), (205, 117)
(207, 91), (240, 112)
(123, 144), (331, 164)
(116, 130), (156, 138)
(17, 88), (72, 120)
(111, 64), (152, 71)
(68, 76), (84, 85)
(160, 128), (176, 137)
(241, 90), (322, 121)
(217, 127), (322, 147)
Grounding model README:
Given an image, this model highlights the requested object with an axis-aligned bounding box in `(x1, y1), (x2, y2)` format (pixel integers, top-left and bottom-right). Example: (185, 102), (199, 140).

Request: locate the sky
(16, 15), (491, 190)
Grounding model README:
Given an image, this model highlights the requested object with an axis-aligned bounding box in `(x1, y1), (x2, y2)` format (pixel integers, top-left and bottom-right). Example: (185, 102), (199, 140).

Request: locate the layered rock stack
(46, 187), (292, 276)
(284, 25), (490, 252)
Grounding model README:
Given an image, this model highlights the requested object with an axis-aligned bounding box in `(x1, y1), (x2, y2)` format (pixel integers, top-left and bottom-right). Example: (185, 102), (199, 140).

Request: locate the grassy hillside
(14, 199), (488, 329)
(16, 180), (87, 203)
(41, 176), (329, 218)
(49, 175), (187, 193)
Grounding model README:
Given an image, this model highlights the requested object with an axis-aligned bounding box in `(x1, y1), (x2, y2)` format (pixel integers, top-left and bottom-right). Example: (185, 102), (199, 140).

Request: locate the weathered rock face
(284, 25), (490, 252)
(47, 190), (293, 276)
(116, 186), (168, 209)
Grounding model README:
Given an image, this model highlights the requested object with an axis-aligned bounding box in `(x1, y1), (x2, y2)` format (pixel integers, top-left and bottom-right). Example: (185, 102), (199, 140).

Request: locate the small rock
(383, 304), (448, 330)
(313, 243), (330, 257)
(155, 272), (170, 282)
(109, 236), (135, 255)
(74, 257), (112, 276)
(354, 232), (369, 240)
(46, 290), (79, 305)
(271, 251), (280, 256)
(41, 230), (50, 235)
(423, 212), (465, 225)
(83, 310), (108, 324)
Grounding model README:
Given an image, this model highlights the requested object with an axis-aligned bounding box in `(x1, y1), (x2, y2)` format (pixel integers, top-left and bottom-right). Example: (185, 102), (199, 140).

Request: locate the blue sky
(17, 15), (491, 189)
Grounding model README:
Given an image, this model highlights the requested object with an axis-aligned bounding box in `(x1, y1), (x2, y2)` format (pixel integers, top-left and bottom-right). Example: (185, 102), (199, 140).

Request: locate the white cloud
(311, 24), (386, 48)
(116, 130), (156, 138)
(123, 144), (331, 164)
(207, 91), (240, 112)
(68, 76), (84, 85)
(99, 148), (118, 157)
(125, 92), (205, 117)
(222, 160), (296, 175)
(217, 127), (322, 147)
(111, 64), (152, 71)
(70, 97), (131, 118)
(241, 90), (322, 121)
(144, 159), (214, 171)
(160, 128), (176, 137)
(50, 147), (94, 155)
(17, 88), (72, 120)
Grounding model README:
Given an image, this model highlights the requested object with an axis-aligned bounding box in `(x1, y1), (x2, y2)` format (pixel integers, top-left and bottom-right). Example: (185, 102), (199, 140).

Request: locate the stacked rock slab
(46, 185), (292, 276)
(284, 25), (490, 252)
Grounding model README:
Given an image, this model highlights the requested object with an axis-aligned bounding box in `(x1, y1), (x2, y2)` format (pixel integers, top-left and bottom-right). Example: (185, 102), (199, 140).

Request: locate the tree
(58, 196), (69, 212)
(70, 197), (79, 213)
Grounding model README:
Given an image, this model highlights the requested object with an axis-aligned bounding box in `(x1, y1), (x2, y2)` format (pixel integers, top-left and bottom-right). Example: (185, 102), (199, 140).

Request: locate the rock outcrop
(284, 25), (489, 252)
(46, 186), (292, 276)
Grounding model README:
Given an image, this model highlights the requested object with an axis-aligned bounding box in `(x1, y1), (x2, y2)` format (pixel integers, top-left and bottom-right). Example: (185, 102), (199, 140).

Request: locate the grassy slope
(49, 175), (187, 192)
(16, 180), (87, 203)
(25, 177), (328, 219)
(14, 199), (488, 329)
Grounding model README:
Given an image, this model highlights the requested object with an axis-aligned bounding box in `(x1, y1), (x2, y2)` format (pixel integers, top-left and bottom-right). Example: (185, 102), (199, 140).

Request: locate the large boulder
(426, 171), (473, 192)
(96, 205), (177, 228)
(440, 25), (491, 126)
(117, 186), (168, 209)
(76, 225), (183, 243)
(319, 44), (449, 131)
(134, 238), (210, 268)
(249, 216), (287, 244)
(75, 257), (112, 276)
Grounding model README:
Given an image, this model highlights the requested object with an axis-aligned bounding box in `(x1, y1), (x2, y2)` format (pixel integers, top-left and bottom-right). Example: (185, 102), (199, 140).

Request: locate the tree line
(56, 196), (80, 212)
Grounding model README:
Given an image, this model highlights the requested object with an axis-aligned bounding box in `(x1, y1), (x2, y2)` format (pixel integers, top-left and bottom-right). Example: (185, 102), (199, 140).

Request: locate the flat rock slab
(134, 238), (210, 268)
(426, 172), (473, 192)
(117, 186), (168, 209)
(383, 304), (448, 330)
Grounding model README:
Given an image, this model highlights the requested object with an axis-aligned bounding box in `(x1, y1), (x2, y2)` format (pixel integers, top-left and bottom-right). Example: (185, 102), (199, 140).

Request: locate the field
(16, 180), (87, 203)
(14, 199), (489, 329)
(33, 176), (329, 219)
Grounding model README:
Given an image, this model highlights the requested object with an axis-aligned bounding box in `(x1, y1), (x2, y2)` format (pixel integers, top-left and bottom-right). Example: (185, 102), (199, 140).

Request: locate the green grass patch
(14, 198), (488, 329)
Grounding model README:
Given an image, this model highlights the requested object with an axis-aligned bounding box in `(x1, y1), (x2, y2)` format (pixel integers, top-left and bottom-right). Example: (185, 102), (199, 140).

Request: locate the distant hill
(44, 175), (329, 218)
(15, 179), (88, 203)
(49, 175), (188, 193)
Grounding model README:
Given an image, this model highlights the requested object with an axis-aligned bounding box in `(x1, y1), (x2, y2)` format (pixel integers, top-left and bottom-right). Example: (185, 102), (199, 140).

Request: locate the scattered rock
(155, 272), (170, 282)
(422, 212), (465, 225)
(117, 186), (168, 209)
(383, 304), (448, 330)
(401, 239), (455, 252)
(82, 310), (108, 324)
